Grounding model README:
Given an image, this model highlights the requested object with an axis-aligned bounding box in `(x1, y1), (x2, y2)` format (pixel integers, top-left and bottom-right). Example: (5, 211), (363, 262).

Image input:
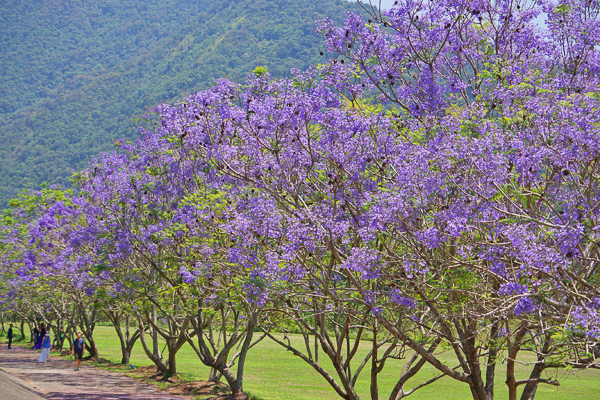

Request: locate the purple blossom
(179, 266), (195, 284)
(389, 288), (417, 309)
(498, 282), (529, 297)
(514, 297), (536, 316)
(341, 248), (380, 280)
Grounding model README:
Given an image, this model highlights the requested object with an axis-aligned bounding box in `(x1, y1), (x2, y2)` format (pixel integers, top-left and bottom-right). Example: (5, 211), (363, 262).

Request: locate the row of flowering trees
(1, 1), (600, 399)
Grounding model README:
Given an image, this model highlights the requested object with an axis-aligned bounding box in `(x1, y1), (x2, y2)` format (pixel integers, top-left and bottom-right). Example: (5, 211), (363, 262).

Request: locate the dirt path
(0, 346), (192, 400)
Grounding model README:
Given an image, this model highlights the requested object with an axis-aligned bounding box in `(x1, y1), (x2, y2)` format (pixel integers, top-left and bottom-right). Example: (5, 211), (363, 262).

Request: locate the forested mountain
(0, 0), (362, 206)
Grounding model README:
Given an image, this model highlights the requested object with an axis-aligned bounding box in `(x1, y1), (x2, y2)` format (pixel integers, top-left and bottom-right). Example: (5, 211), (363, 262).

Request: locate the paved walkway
(0, 368), (46, 400)
(0, 346), (191, 400)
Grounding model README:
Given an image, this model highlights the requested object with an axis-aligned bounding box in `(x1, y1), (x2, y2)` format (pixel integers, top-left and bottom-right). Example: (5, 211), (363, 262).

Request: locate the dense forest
(0, 0), (363, 207)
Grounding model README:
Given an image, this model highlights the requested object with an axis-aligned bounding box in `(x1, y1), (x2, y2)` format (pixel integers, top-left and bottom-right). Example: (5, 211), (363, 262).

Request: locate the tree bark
(461, 319), (486, 400)
(104, 309), (140, 365)
(485, 320), (500, 400)
(136, 313), (168, 374)
(520, 335), (551, 400)
(78, 303), (99, 359)
(506, 323), (529, 400)
(371, 320), (379, 400)
(151, 305), (160, 360)
(186, 306), (265, 398)
(233, 314), (256, 395)
(19, 319), (25, 341)
(26, 320), (34, 343)
(167, 344), (177, 376)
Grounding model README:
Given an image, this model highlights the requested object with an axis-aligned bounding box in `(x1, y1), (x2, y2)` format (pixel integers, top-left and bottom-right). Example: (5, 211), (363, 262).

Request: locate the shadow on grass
(44, 393), (184, 400)
(89, 360), (234, 399)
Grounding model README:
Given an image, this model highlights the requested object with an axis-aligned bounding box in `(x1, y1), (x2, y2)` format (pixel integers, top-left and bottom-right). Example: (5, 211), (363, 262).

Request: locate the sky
(349, 0), (549, 28)
(351, 0), (396, 10)
(372, 0), (396, 8)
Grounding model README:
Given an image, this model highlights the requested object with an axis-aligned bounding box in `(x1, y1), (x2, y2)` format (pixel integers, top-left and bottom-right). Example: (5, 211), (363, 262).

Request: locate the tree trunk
(110, 311), (129, 364)
(208, 367), (220, 382)
(137, 315), (168, 374)
(78, 304), (99, 360)
(520, 335), (551, 400)
(124, 328), (141, 366)
(371, 320), (379, 400)
(187, 306), (250, 397)
(233, 315), (256, 395)
(463, 320), (486, 400)
(104, 310), (139, 365)
(26, 320), (34, 343)
(151, 305), (161, 360)
(117, 327), (130, 364)
(20, 319), (25, 341)
(85, 335), (100, 359)
(65, 320), (78, 348)
(52, 320), (67, 349)
(167, 343), (177, 376)
(506, 323), (529, 400)
(485, 320), (500, 400)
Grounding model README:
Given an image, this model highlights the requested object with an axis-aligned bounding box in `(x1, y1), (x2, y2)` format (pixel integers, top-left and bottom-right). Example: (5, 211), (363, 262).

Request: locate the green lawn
(3, 325), (600, 399)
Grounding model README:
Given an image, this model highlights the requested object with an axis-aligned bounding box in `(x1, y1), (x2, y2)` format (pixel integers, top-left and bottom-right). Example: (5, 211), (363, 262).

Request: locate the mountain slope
(0, 0), (361, 206)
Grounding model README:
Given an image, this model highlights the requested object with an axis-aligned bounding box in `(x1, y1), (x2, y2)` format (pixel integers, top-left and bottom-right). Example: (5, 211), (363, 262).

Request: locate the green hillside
(0, 0), (362, 206)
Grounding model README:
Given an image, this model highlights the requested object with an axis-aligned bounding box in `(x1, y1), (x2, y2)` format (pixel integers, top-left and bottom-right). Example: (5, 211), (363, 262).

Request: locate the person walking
(71, 332), (85, 371)
(33, 323), (45, 350)
(7, 324), (13, 349)
(38, 333), (51, 363)
(32, 325), (39, 345)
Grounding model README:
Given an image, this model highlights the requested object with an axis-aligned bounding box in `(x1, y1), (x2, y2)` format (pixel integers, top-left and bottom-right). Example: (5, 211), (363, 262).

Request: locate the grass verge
(2, 326), (600, 399)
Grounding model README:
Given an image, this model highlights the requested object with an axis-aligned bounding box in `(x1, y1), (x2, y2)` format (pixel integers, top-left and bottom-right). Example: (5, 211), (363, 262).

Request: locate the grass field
(3, 325), (600, 399)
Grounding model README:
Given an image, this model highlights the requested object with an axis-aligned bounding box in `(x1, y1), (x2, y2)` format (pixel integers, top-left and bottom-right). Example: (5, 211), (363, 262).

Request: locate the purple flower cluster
(1, 1), (600, 396)
(572, 298), (600, 339)
(514, 297), (537, 316)
(389, 288), (417, 309)
(498, 282), (529, 297)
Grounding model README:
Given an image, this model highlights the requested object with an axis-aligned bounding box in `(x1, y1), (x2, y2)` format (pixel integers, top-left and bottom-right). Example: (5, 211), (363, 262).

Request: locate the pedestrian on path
(71, 332), (85, 371)
(33, 323), (45, 350)
(38, 333), (51, 363)
(32, 325), (39, 345)
(7, 324), (13, 349)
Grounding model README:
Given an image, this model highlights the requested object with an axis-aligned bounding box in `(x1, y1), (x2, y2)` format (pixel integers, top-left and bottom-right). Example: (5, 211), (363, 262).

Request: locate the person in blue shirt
(71, 332), (85, 371)
(38, 333), (51, 363)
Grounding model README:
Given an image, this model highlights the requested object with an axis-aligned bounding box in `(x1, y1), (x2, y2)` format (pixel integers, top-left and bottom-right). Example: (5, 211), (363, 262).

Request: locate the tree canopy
(1, 1), (600, 399)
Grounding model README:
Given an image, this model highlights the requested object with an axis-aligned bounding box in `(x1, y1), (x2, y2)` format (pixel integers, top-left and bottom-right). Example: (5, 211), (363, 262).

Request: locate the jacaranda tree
(134, 1), (600, 399)
(1, 1), (599, 400)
